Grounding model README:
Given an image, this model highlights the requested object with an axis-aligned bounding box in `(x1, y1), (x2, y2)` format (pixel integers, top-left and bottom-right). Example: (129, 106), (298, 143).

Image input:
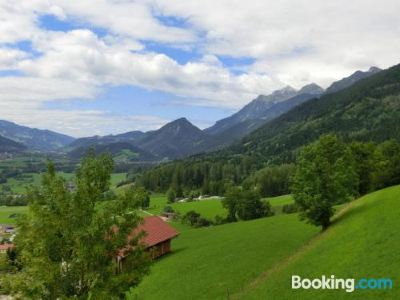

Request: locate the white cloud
(150, 0), (400, 87)
(0, 48), (29, 69)
(5, 109), (169, 137)
(18, 29), (280, 108)
(0, 75), (169, 137)
(0, 0), (400, 135)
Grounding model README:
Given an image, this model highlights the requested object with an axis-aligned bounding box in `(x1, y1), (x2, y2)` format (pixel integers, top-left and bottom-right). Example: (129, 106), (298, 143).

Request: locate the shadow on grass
(154, 246), (187, 262)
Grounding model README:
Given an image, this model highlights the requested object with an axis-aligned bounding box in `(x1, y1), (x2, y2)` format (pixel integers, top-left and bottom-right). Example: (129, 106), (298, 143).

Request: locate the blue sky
(0, 1), (398, 137)
(19, 11), (254, 135)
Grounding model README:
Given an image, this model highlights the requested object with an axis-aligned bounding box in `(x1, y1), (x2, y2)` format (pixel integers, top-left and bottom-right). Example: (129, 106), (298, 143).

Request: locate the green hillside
(240, 185), (400, 299)
(234, 63), (400, 163)
(139, 64), (400, 195)
(129, 185), (399, 300)
(129, 214), (318, 299)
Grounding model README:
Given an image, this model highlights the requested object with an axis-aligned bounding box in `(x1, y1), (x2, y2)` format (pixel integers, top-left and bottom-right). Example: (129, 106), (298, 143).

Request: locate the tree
(243, 164), (294, 197)
(349, 141), (377, 195)
(373, 140), (400, 189)
(167, 188), (176, 203)
(163, 206), (174, 213)
(236, 190), (272, 220)
(291, 135), (358, 230)
(223, 187), (273, 221)
(124, 186), (150, 209)
(181, 210), (212, 228)
(222, 187), (241, 222)
(181, 210), (201, 227)
(5, 152), (150, 299)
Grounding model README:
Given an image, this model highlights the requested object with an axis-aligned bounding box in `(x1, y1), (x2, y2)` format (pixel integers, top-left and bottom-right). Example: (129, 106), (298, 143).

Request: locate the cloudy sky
(1, 0), (399, 137)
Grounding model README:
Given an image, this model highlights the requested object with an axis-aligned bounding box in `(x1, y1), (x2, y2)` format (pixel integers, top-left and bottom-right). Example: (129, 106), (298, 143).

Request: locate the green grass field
(128, 185), (400, 299)
(241, 185), (400, 299)
(129, 214), (318, 300)
(0, 206), (28, 224)
(266, 194), (294, 214)
(146, 194), (294, 220)
(146, 194), (226, 220)
(266, 194), (294, 206)
(1, 172), (126, 194)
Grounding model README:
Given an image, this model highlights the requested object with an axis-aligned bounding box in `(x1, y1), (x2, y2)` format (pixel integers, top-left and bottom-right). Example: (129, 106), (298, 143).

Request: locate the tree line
(292, 135), (400, 229)
(138, 157), (291, 198)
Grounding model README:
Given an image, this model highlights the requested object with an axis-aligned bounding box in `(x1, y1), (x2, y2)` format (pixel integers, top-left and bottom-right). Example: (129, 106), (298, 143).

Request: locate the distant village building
(0, 224), (15, 234)
(0, 243), (14, 254)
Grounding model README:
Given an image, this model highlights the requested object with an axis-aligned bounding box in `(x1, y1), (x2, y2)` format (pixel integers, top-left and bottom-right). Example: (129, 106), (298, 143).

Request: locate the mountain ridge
(0, 120), (74, 152)
(0, 134), (27, 153)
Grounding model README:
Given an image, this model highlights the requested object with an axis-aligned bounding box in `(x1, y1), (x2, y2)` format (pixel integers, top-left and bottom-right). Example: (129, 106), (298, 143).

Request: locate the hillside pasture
(240, 185), (400, 299)
(130, 185), (400, 299)
(129, 213), (318, 299)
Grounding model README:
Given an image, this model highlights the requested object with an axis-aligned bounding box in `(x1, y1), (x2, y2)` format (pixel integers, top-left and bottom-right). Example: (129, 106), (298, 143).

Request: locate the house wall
(119, 239), (173, 270)
(149, 239), (171, 259)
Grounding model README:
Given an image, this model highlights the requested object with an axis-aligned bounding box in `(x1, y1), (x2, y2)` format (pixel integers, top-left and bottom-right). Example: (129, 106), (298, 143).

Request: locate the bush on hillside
(223, 187), (274, 222)
(181, 210), (212, 228)
(282, 203), (300, 214)
(167, 188), (176, 203)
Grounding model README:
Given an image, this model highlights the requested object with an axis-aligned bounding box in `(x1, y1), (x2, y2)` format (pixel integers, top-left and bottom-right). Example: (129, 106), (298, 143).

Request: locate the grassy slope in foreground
(242, 185), (400, 300)
(129, 213), (318, 299)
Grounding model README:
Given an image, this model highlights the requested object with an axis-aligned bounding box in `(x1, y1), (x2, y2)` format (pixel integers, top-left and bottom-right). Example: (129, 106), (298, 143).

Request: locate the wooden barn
(137, 216), (179, 259)
(117, 216), (179, 268)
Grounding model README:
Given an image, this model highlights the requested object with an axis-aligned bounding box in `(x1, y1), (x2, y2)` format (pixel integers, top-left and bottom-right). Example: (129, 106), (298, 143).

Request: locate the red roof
(0, 243), (14, 251)
(135, 216), (179, 248)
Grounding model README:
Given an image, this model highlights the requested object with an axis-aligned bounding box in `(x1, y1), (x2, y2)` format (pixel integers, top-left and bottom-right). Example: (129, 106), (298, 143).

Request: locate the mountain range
(0, 120), (75, 152)
(0, 135), (26, 153)
(208, 64), (399, 164)
(0, 65), (385, 161)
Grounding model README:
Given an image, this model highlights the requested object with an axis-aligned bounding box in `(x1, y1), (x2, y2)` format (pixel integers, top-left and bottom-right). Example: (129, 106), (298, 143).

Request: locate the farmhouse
(135, 216), (179, 259)
(117, 216), (179, 267)
(116, 216), (178, 272)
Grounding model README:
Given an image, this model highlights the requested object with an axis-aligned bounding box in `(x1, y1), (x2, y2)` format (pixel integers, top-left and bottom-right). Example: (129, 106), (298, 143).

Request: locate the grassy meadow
(128, 185), (400, 300)
(129, 213), (318, 299)
(1, 172), (127, 194)
(0, 206), (28, 224)
(265, 194), (294, 206)
(241, 185), (400, 299)
(145, 194), (294, 220)
(146, 194), (226, 219)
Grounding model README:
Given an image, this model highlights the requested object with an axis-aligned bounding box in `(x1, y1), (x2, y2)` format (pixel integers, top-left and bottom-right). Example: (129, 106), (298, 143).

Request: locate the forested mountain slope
(0, 135), (26, 153)
(229, 63), (400, 163)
